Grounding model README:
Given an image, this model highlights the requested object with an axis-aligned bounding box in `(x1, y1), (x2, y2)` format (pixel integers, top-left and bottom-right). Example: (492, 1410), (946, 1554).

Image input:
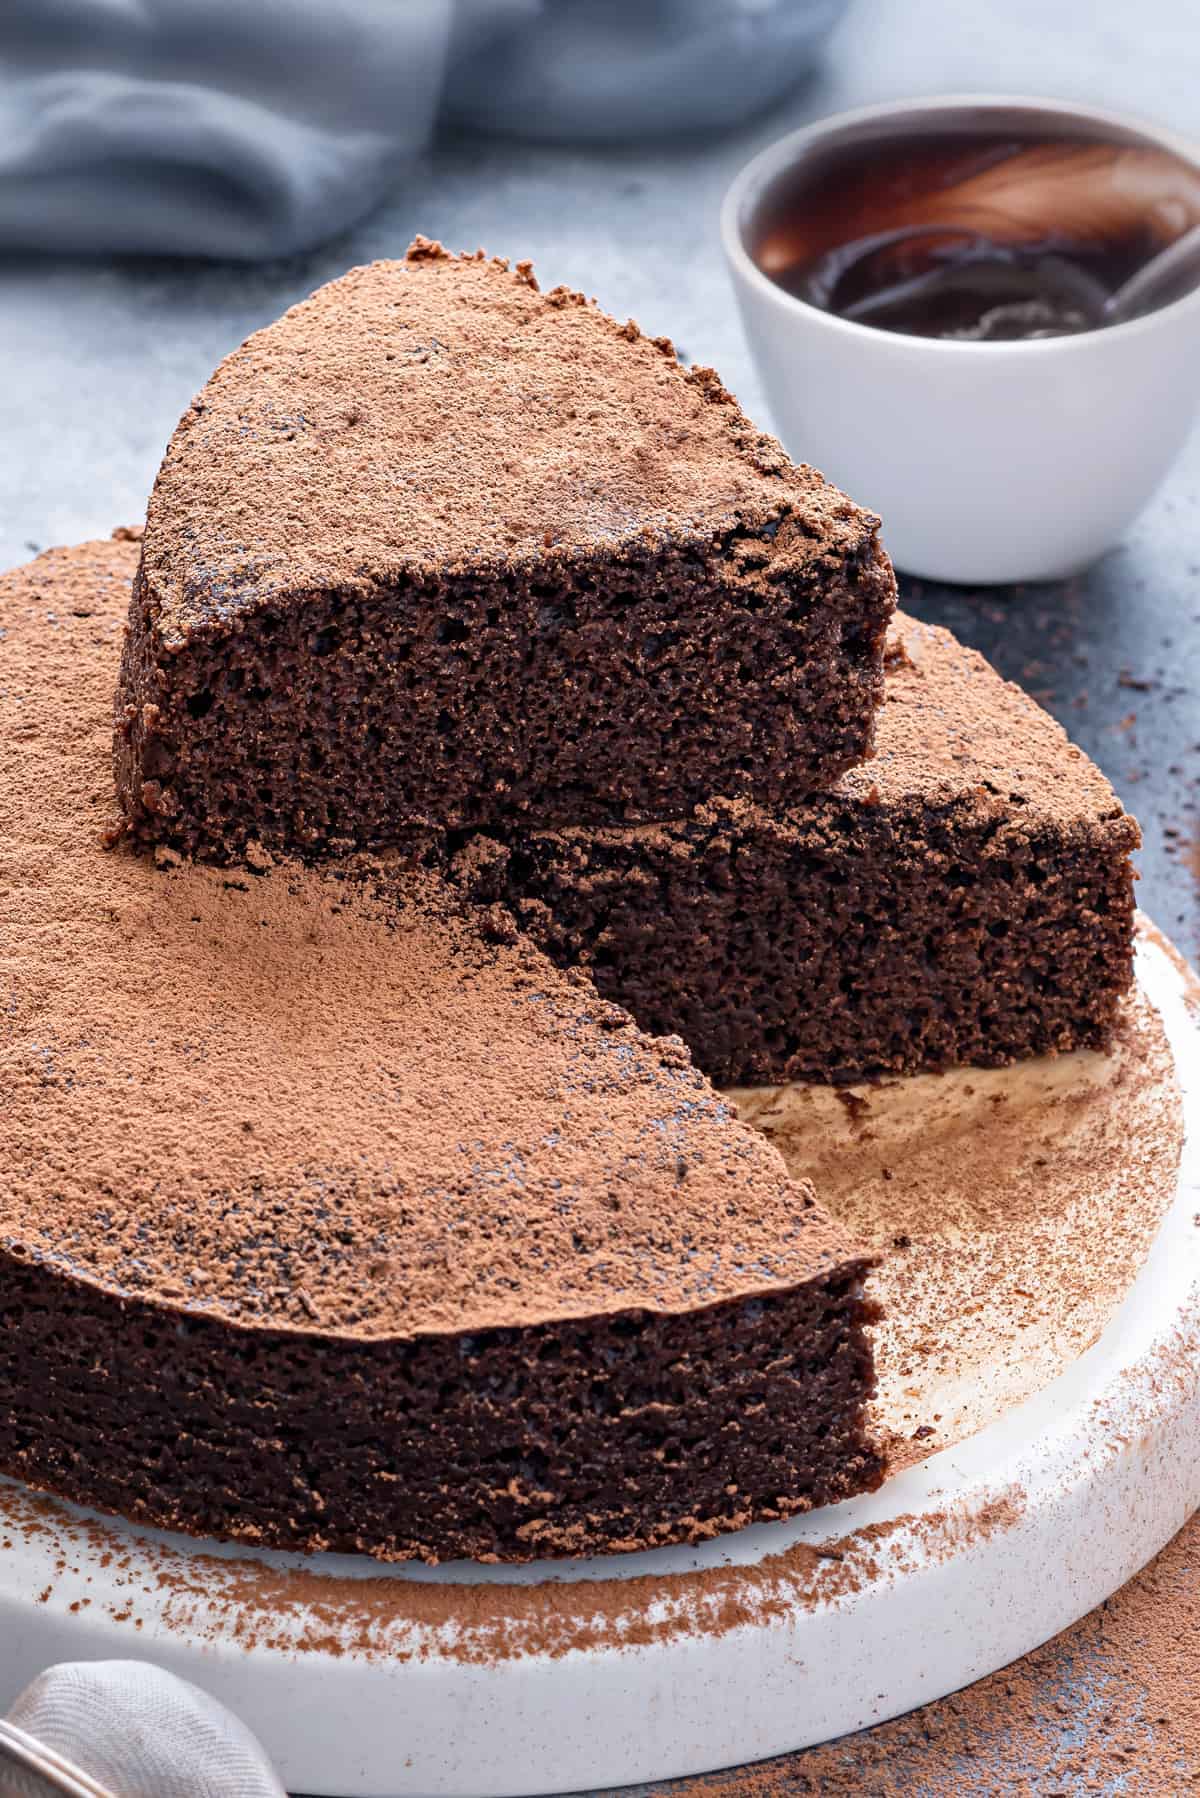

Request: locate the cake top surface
(138, 241), (878, 642)
(836, 613), (1138, 836)
(1, 540), (855, 1339)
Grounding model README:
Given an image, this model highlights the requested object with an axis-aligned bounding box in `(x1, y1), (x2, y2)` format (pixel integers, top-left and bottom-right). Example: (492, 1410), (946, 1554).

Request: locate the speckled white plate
(0, 924), (1197, 1798)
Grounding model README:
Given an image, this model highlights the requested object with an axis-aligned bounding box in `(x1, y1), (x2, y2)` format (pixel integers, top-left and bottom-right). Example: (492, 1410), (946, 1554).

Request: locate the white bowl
(722, 95), (1200, 584)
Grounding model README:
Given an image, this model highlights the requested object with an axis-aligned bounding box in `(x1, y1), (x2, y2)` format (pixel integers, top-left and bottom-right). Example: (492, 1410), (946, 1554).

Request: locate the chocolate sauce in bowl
(751, 132), (1200, 340)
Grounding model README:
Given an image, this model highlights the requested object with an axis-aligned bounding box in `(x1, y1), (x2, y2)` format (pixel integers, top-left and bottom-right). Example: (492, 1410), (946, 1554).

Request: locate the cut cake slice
(115, 241), (894, 862)
(453, 617), (1139, 1084)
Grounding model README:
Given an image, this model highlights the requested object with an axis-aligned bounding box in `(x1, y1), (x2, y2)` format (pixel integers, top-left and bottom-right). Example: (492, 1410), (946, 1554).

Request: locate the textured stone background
(1, 0), (1197, 1790)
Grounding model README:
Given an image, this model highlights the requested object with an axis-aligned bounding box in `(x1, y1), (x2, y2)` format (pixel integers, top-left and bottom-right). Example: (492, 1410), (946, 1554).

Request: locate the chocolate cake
(114, 241), (895, 862)
(453, 620), (1139, 1085)
(1, 540), (882, 1563)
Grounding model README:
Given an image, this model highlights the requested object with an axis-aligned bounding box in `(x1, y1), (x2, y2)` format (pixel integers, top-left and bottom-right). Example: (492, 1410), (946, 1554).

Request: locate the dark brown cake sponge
(454, 618), (1140, 1085)
(114, 242), (895, 858)
(2, 539), (881, 1561)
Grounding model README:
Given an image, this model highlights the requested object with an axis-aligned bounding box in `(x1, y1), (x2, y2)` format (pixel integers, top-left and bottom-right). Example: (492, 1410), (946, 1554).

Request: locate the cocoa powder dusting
(627, 1510), (1200, 1793)
(840, 617), (1138, 834)
(0, 1478), (1023, 1668)
(139, 240), (877, 635)
(737, 974), (1184, 1466)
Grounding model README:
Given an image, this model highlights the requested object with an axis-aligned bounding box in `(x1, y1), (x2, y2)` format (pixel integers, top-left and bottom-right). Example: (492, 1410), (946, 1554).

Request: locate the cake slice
(3, 540), (881, 1562)
(114, 241), (895, 862)
(453, 617), (1139, 1085)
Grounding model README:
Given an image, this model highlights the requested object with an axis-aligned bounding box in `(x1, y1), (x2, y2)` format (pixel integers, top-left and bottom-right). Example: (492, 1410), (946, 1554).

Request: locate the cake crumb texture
(457, 616), (1139, 1083)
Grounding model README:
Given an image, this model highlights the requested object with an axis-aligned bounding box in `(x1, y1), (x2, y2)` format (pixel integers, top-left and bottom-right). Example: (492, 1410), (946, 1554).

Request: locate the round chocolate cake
(0, 539), (879, 1563)
(0, 248), (1140, 1569)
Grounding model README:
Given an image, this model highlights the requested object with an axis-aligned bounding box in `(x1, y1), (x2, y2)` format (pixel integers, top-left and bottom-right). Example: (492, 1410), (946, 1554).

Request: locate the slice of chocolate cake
(453, 618), (1139, 1085)
(3, 540), (881, 1563)
(114, 241), (895, 862)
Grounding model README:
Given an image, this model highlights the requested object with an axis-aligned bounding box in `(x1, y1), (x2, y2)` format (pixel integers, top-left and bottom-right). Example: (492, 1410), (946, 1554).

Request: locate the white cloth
(1, 1661), (285, 1798)
(0, 0), (844, 258)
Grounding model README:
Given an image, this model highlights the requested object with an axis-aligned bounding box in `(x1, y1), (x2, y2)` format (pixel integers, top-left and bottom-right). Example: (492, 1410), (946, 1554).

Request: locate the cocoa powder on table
(623, 1507), (1200, 1795)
